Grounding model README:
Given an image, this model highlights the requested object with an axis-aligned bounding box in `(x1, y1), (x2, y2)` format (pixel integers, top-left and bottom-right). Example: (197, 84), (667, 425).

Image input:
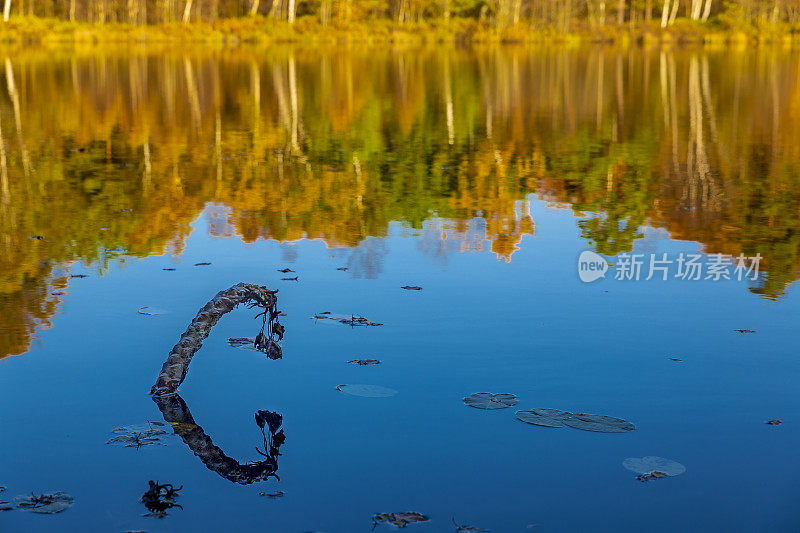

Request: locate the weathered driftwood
(154, 394), (279, 485)
(150, 283), (279, 396)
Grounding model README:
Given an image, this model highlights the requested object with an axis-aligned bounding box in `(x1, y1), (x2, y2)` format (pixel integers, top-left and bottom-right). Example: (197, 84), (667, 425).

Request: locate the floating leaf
(337, 267), (348, 271)
(562, 414), (635, 433)
(623, 456), (685, 477)
(138, 306), (167, 316)
(401, 286), (422, 290)
(162, 268), (176, 271)
(348, 359), (381, 365)
(70, 274), (88, 278)
(373, 512), (429, 527)
(735, 329), (756, 333)
(281, 276), (299, 281)
(463, 392), (518, 410)
(766, 420), (782, 425)
(107, 423), (171, 447)
(515, 408), (573, 428)
(194, 262), (212, 266)
(14, 492), (74, 514)
(277, 268), (294, 273)
(259, 491), (284, 498)
(669, 358), (682, 362)
(337, 384), (397, 397)
(516, 409), (634, 432)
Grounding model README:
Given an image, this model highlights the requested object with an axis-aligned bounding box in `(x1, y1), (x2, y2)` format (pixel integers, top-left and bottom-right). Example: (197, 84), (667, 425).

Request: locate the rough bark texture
(154, 394), (279, 484)
(150, 283), (278, 396)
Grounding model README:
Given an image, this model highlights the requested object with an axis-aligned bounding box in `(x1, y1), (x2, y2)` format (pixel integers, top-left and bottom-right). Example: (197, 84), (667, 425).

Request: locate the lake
(1, 45), (799, 532)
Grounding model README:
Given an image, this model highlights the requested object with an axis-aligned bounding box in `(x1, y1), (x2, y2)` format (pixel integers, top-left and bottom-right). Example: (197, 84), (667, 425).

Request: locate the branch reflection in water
(153, 394), (285, 485)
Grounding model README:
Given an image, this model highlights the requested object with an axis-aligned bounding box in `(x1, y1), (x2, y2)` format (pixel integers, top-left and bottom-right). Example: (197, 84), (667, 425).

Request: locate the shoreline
(1, 16), (799, 46)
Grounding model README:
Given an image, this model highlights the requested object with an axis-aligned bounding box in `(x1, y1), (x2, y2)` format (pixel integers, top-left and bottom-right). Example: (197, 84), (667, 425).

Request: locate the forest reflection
(1, 45), (799, 358)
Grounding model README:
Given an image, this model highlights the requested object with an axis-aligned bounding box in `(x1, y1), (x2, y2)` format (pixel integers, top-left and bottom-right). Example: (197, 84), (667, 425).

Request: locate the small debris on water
(278, 268), (294, 273)
(162, 268), (176, 271)
(636, 472), (668, 482)
(401, 286), (422, 290)
(70, 274), (88, 278)
(259, 491), (284, 498)
(281, 276), (299, 281)
(141, 481), (182, 518)
(669, 358), (682, 362)
(194, 262), (212, 266)
(766, 420), (782, 425)
(348, 359), (381, 365)
(337, 267), (348, 271)
(52, 291), (65, 296)
(373, 512), (429, 528)
(735, 329), (756, 333)
(312, 313), (383, 326)
(107, 423), (171, 448)
(14, 492), (74, 514)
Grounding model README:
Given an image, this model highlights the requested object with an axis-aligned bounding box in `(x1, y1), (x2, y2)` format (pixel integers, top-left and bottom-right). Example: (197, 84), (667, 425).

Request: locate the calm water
(1, 45), (800, 532)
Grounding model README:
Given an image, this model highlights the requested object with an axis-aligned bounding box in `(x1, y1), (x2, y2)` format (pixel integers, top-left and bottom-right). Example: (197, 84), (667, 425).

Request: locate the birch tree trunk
(701, 0), (712, 20)
(182, 0), (192, 22)
(668, 0), (679, 24)
(249, 0), (259, 15)
(3, 0), (11, 21)
(287, 0), (295, 22)
(661, 0), (670, 26)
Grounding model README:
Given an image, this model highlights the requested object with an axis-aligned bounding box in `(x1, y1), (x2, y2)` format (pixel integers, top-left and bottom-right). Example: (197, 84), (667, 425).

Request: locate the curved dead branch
(150, 283), (280, 396)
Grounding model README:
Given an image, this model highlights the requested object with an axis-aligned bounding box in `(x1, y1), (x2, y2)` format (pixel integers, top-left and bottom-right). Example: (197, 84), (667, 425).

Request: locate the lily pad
(562, 414), (635, 433)
(516, 409), (635, 432)
(623, 456), (685, 476)
(337, 384), (397, 397)
(464, 392), (518, 410)
(515, 408), (574, 427)
(373, 512), (429, 527)
(14, 492), (74, 514)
